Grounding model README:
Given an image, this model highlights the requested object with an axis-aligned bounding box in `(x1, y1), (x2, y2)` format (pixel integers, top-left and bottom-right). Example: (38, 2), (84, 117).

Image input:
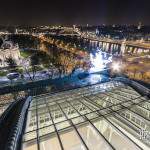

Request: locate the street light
(112, 62), (120, 72)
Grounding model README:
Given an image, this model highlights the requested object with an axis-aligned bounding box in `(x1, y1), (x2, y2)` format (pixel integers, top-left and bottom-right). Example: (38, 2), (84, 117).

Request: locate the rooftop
(22, 81), (150, 150)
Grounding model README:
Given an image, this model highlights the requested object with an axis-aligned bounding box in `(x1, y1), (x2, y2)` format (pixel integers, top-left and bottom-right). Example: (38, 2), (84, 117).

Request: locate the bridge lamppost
(110, 61), (125, 78)
(112, 62), (120, 72)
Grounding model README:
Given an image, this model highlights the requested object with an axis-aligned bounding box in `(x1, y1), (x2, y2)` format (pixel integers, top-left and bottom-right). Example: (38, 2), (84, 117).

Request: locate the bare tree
(140, 71), (145, 79)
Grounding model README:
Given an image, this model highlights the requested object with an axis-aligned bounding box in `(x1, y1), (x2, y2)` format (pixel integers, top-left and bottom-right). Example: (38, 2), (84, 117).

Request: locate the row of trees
(45, 35), (93, 52)
(39, 36), (91, 77)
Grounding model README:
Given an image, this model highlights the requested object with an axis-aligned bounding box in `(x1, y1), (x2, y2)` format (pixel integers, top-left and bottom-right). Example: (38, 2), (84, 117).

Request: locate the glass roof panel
(22, 81), (150, 150)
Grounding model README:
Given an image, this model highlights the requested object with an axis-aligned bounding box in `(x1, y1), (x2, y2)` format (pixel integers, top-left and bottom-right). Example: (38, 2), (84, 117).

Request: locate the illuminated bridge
(82, 37), (150, 55)
(0, 78), (150, 150)
(72, 27), (150, 54)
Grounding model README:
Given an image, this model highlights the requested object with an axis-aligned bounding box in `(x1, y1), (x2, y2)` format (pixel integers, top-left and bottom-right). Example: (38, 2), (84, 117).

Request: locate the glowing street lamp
(112, 62), (120, 72)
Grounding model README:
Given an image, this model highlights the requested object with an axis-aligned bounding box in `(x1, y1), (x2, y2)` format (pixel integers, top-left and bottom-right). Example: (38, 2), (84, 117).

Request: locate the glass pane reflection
(60, 129), (86, 150)
(23, 141), (38, 150)
(40, 136), (61, 150)
(77, 124), (112, 150)
(93, 119), (140, 150)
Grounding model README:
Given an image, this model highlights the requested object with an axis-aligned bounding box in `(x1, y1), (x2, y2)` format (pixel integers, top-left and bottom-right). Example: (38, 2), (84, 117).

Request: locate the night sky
(0, 0), (150, 25)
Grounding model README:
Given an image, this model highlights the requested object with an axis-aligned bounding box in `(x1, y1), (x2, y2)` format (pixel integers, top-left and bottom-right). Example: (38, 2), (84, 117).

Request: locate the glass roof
(22, 81), (150, 150)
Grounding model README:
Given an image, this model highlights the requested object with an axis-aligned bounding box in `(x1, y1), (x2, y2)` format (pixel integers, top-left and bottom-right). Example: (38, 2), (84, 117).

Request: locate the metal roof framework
(22, 81), (150, 150)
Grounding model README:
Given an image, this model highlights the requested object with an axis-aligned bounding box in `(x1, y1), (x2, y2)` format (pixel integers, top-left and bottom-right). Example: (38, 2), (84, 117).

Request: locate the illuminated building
(0, 40), (20, 67)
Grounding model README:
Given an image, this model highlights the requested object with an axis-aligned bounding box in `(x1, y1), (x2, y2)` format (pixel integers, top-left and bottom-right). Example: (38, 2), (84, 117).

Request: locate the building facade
(0, 40), (20, 67)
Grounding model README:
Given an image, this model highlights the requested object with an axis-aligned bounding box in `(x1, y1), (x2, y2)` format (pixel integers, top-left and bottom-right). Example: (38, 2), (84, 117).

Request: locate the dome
(1, 41), (14, 50)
